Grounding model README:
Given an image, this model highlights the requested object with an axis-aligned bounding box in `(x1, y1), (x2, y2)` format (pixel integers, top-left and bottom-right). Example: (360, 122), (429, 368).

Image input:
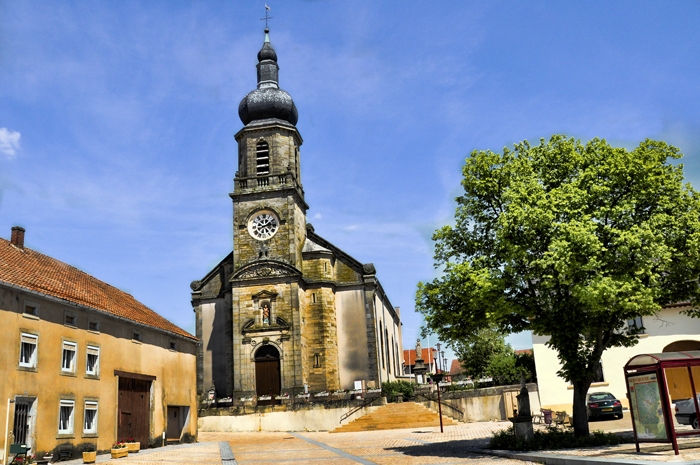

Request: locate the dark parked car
(586, 392), (623, 420)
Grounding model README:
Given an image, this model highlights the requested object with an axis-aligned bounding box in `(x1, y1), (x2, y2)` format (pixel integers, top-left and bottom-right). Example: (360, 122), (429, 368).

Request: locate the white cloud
(313, 212), (323, 219)
(0, 128), (21, 159)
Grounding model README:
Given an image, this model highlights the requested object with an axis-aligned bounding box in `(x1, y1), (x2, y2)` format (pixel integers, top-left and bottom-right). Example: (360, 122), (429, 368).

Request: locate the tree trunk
(571, 379), (592, 437)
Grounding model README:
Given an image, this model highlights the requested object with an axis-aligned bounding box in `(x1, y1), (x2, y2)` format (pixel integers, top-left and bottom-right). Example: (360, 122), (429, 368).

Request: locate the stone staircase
(330, 401), (459, 433)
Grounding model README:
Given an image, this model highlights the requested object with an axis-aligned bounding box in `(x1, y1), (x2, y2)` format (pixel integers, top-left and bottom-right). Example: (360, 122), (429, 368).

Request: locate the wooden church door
(255, 345), (281, 405)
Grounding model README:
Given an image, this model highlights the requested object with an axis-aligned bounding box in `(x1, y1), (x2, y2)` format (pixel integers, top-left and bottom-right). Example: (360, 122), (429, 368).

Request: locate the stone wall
(199, 399), (385, 432)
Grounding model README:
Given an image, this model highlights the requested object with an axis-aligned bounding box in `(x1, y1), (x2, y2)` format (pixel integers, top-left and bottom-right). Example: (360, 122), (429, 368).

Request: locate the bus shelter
(624, 351), (700, 455)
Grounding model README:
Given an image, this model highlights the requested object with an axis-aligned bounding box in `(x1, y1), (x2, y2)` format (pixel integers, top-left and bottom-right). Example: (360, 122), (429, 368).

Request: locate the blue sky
(1, 1), (699, 363)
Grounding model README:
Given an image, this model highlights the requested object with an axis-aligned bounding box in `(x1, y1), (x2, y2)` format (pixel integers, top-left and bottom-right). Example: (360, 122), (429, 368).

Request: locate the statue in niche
(261, 301), (271, 325)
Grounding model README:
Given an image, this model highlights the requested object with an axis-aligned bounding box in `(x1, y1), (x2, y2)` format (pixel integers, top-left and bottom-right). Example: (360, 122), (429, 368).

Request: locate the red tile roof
(403, 348), (437, 364)
(449, 359), (462, 376)
(0, 238), (195, 340)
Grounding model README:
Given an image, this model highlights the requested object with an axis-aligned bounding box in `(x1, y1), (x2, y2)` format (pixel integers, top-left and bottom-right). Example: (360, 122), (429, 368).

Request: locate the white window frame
(86, 345), (100, 376)
(83, 401), (98, 434)
(62, 341), (77, 373)
(19, 333), (38, 368)
(58, 400), (75, 434)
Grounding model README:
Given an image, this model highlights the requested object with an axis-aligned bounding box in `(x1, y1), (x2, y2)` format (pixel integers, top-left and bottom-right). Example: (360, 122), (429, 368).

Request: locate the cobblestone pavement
(55, 441), (221, 465)
(53, 418), (700, 465)
(206, 422), (540, 464)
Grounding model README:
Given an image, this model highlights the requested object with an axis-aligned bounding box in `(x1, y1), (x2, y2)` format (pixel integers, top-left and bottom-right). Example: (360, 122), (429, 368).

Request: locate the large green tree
(416, 135), (700, 436)
(453, 327), (513, 381)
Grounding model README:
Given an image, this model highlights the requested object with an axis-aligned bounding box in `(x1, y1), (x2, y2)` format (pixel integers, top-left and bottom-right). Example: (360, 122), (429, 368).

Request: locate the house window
(86, 345), (100, 376)
(64, 312), (76, 327)
(627, 316), (645, 334)
(313, 353), (321, 368)
(19, 333), (38, 368)
(83, 401), (98, 434)
(88, 319), (100, 332)
(58, 400), (75, 434)
(24, 302), (39, 317)
(62, 341), (77, 373)
(132, 330), (142, 342)
(169, 341), (177, 351)
(256, 141), (270, 175)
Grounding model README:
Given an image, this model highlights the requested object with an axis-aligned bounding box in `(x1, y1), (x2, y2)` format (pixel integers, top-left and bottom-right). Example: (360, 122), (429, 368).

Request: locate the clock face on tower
(248, 210), (280, 240)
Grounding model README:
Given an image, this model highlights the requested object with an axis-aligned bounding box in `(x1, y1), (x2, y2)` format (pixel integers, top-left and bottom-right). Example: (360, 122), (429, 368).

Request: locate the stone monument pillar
(413, 339), (427, 384)
(509, 377), (534, 442)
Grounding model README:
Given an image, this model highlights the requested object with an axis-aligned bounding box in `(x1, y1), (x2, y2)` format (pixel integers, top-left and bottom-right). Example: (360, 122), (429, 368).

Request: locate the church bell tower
(228, 28), (328, 399)
(193, 26), (403, 402)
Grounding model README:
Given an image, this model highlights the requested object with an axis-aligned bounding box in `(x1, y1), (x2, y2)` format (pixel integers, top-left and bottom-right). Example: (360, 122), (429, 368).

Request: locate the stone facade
(192, 29), (403, 401)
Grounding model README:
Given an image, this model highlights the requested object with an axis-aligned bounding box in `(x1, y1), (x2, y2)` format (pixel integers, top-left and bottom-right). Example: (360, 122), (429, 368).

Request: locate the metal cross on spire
(261, 4), (273, 30)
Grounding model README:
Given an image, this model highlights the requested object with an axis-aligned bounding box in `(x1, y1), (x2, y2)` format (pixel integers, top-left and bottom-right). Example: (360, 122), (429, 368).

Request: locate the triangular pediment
(251, 289), (278, 299)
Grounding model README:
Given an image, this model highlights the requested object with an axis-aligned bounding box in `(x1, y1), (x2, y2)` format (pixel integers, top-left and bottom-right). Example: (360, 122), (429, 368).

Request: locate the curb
(488, 449), (700, 465)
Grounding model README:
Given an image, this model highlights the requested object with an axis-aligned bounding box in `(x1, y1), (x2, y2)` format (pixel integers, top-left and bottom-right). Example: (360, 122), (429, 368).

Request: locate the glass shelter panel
(665, 367), (694, 402)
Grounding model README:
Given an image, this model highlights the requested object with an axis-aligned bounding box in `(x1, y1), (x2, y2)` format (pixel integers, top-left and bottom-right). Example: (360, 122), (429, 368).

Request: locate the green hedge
(381, 381), (415, 402)
(489, 426), (630, 451)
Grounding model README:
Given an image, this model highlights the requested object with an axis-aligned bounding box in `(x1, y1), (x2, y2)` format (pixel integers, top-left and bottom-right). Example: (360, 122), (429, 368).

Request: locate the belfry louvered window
(256, 141), (270, 175)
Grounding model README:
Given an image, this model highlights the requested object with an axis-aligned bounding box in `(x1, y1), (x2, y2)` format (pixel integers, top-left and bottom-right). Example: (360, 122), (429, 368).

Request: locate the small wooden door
(118, 378), (151, 445)
(255, 345), (281, 405)
(166, 407), (181, 440)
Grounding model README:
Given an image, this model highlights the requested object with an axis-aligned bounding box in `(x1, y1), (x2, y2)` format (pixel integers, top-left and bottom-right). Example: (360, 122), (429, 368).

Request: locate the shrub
(382, 381), (415, 402)
(489, 426), (630, 451)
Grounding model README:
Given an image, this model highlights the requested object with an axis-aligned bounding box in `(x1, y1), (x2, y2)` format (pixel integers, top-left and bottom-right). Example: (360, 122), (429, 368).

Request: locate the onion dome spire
(238, 28), (298, 126)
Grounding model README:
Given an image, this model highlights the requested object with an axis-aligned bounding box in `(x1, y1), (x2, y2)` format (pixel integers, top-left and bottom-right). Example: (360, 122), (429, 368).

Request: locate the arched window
(386, 329), (391, 374)
(256, 141), (270, 175)
(379, 319), (385, 369)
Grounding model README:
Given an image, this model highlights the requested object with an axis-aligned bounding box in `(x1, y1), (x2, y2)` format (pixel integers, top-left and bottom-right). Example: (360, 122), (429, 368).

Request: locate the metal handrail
(339, 395), (383, 423)
(414, 392), (464, 419)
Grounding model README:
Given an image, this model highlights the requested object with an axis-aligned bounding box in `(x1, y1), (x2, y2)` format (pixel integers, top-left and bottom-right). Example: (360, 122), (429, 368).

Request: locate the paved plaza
(55, 418), (700, 465)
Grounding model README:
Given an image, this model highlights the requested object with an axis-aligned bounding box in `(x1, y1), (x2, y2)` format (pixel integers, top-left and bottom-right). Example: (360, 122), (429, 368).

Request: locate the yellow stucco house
(533, 303), (700, 413)
(0, 227), (198, 462)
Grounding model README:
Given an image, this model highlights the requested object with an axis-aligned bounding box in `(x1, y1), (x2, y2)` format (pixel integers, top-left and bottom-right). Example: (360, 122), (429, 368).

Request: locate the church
(191, 28), (404, 402)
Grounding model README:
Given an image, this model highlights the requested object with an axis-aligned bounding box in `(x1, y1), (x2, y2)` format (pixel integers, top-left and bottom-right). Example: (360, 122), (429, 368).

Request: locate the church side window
(379, 320), (385, 369)
(386, 329), (391, 374)
(256, 141), (270, 175)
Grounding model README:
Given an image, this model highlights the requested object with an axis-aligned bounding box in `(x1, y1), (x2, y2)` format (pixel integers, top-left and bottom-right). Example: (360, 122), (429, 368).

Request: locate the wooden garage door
(118, 377), (151, 445)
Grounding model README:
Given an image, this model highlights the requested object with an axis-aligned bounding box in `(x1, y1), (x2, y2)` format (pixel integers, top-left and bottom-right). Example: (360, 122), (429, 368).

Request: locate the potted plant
(124, 438), (140, 453)
(82, 444), (97, 464)
(110, 441), (128, 459)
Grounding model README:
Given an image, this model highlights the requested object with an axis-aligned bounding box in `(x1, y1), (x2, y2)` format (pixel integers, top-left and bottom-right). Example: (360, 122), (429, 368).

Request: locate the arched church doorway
(663, 340), (700, 352)
(255, 345), (281, 405)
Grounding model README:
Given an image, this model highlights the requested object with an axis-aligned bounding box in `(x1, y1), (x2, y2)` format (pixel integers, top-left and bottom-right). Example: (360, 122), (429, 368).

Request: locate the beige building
(533, 304), (700, 412)
(0, 227), (198, 461)
(192, 29), (404, 402)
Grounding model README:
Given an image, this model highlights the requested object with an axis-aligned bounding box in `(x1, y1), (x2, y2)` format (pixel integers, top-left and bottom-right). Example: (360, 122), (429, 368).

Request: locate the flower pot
(111, 448), (128, 459)
(126, 442), (140, 453)
(83, 451), (97, 463)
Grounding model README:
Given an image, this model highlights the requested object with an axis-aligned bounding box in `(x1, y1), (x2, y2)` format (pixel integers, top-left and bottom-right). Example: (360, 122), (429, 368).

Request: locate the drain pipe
(3, 399), (14, 465)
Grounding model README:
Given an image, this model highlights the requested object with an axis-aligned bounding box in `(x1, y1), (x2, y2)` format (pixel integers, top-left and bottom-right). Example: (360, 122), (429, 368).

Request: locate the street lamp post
(435, 343), (442, 372)
(432, 373), (445, 433)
